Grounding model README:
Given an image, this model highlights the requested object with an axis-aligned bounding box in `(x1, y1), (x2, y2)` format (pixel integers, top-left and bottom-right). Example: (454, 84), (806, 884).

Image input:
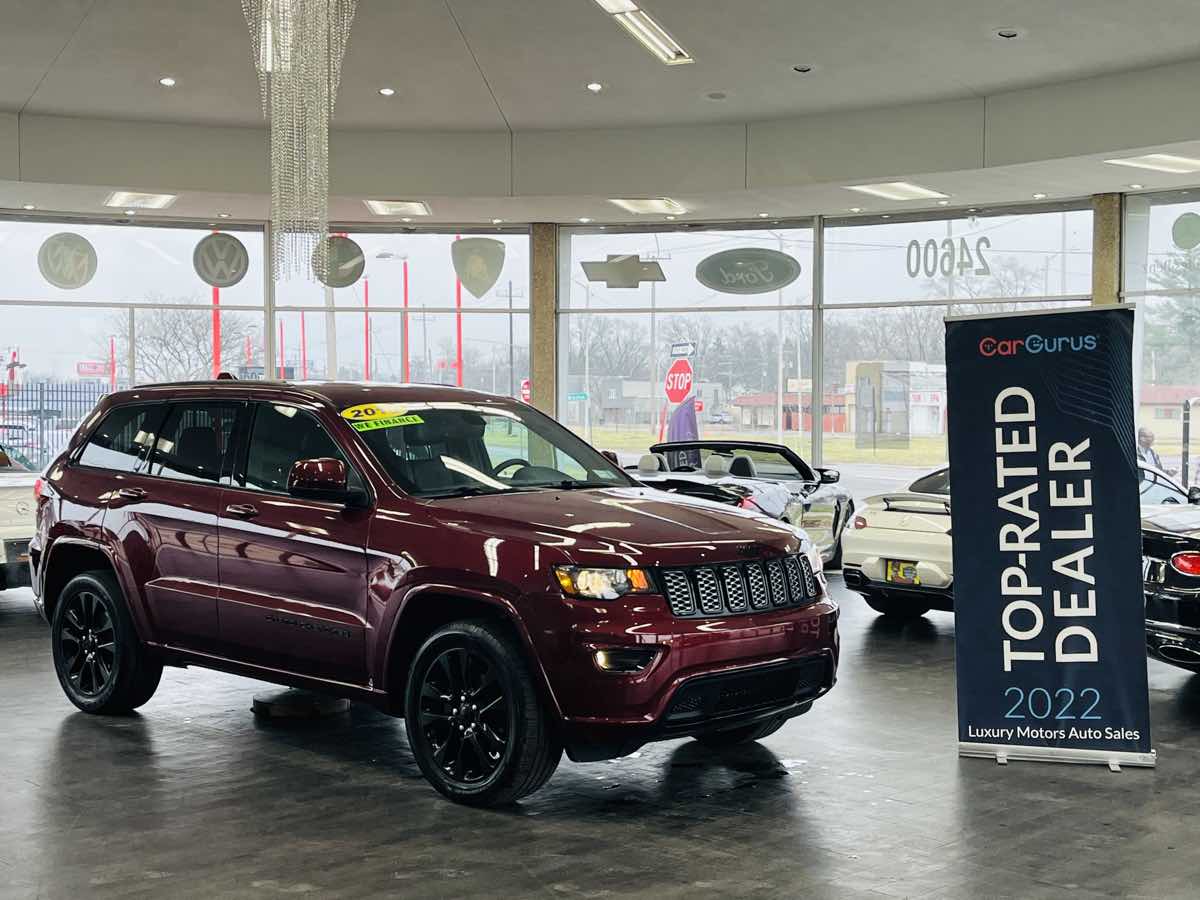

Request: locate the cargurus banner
(945, 305), (1154, 768)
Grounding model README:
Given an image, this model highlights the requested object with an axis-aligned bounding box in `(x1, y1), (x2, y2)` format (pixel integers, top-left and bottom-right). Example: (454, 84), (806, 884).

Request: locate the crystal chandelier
(242, 0), (357, 281)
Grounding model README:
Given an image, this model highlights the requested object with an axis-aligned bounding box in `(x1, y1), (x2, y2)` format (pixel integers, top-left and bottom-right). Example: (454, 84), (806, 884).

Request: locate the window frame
(141, 400), (246, 486)
(230, 400), (371, 502)
(72, 400), (171, 475)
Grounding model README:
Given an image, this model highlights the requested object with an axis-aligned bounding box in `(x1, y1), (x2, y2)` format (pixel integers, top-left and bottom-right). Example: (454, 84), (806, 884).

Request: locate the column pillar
(529, 223), (558, 415)
(1092, 192), (1123, 306)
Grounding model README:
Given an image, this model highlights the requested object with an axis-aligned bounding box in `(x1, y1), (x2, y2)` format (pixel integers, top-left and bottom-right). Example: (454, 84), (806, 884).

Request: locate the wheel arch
(41, 538), (121, 624)
(379, 585), (562, 720)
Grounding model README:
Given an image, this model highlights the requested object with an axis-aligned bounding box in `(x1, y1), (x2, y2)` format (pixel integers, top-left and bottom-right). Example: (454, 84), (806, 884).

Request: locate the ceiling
(5, 0), (1200, 132)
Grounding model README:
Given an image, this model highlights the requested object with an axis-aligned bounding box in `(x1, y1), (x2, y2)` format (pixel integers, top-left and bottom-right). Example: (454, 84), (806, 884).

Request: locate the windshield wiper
(551, 480), (614, 491)
(418, 486), (508, 499)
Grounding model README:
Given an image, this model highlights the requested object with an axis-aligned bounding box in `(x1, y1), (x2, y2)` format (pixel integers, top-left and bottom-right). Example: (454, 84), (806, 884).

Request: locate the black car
(1143, 503), (1200, 672)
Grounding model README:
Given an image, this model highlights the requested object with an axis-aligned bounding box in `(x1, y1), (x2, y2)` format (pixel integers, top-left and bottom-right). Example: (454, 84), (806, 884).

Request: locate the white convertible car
(0, 443), (38, 593)
(842, 462), (1197, 618)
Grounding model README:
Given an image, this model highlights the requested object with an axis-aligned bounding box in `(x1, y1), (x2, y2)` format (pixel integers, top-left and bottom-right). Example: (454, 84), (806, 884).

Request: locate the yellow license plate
(884, 560), (920, 586)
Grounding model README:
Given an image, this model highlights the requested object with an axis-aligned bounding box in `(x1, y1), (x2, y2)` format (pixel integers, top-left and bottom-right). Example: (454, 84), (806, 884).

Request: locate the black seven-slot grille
(659, 553), (820, 618)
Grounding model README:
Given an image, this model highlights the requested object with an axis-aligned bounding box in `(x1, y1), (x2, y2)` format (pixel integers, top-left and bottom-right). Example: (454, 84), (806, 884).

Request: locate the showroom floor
(2, 580), (1197, 900)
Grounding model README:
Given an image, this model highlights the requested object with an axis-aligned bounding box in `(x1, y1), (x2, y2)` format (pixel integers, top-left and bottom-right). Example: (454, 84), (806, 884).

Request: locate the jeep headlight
(554, 566), (653, 600)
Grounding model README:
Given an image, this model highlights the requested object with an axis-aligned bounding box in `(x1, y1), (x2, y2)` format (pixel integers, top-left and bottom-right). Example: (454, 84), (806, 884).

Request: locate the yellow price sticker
(350, 414), (424, 432)
(340, 403), (409, 421)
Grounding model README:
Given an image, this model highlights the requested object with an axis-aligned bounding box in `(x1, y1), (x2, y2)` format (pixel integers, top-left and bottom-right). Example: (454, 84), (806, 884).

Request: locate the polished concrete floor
(2, 579), (1199, 900)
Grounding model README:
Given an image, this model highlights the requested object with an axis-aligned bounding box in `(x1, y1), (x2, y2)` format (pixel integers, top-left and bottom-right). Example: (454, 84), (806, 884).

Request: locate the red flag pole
(454, 235), (463, 387)
(300, 311), (308, 380)
(109, 337), (116, 391)
(278, 320), (285, 379)
(363, 278), (371, 381)
(402, 259), (410, 382)
(211, 285), (221, 378)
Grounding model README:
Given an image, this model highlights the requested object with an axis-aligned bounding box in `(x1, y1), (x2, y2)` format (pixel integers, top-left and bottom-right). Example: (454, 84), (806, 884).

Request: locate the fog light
(593, 647), (657, 673)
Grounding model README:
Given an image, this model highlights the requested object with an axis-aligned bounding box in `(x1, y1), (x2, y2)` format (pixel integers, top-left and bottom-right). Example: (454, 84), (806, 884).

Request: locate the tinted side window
(910, 469), (951, 495)
(243, 404), (353, 493)
(78, 404), (164, 473)
(147, 402), (239, 484)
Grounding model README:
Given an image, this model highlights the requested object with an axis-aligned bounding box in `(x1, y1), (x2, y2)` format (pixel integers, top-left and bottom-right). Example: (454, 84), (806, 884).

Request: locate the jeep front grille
(659, 554), (820, 619)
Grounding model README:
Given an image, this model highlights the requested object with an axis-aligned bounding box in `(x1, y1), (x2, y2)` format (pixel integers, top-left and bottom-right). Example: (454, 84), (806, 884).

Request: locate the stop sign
(664, 358), (693, 404)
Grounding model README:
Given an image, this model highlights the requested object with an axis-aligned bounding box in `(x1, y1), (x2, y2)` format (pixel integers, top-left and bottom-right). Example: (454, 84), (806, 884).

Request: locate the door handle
(116, 487), (146, 500)
(225, 503), (260, 519)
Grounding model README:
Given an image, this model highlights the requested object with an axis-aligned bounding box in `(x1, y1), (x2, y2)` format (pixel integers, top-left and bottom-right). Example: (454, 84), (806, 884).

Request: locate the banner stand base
(960, 742), (1156, 770)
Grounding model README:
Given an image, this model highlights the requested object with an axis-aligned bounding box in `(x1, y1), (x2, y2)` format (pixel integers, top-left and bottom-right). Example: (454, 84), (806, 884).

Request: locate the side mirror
(287, 458), (365, 506)
(817, 467), (841, 485)
(1189, 486), (1200, 505)
(601, 450), (621, 466)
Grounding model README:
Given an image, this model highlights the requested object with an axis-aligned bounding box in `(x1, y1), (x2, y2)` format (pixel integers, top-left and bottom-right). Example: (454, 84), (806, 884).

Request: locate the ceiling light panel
(1104, 153), (1200, 174)
(592, 1), (692, 66)
(844, 181), (949, 201)
(103, 190), (177, 210)
(364, 199), (432, 216)
(593, 0), (638, 12)
(608, 197), (687, 215)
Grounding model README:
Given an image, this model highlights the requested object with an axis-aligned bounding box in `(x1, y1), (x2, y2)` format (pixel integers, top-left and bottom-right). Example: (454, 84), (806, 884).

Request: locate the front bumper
(525, 591), (839, 761)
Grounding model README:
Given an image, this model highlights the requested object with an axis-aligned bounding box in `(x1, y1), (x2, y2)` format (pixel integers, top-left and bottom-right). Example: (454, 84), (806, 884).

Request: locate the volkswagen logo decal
(193, 233), (251, 288)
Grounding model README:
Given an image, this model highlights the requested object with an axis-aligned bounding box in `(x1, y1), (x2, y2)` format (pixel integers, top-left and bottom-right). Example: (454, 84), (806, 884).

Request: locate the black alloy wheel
(58, 589), (117, 698)
(51, 570), (162, 714)
(417, 645), (512, 786)
(404, 620), (562, 806)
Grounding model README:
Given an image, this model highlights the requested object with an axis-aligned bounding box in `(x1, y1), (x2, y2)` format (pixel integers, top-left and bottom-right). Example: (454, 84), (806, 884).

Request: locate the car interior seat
(702, 454), (731, 478)
(728, 456), (758, 478)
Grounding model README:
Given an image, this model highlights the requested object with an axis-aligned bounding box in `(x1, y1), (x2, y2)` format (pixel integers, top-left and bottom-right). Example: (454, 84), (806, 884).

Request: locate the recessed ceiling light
(365, 199), (431, 216)
(845, 181), (948, 201)
(848, 207), (863, 213)
(705, 91), (728, 101)
(1128, 183), (1145, 190)
(1032, 192), (1048, 200)
(21, 203), (35, 211)
(579, 217), (593, 223)
(608, 197), (687, 215)
(158, 76), (176, 87)
(104, 190), (177, 210)
(378, 87), (395, 97)
(217, 212), (231, 218)
(665, 215), (676, 221)
(880, 214), (891, 219)
(594, 2), (693, 65)
(401, 217), (412, 223)
(792, 64), (813, 74)
(1104, 153), (1200, 174)
(937, 200), (950, 206)
(967, 207), (978, 213)
(491, 218), (504, 224)
(994, 27), (1023, 40)
(585, 82), (604, 93)
(124, 210), (137, 216)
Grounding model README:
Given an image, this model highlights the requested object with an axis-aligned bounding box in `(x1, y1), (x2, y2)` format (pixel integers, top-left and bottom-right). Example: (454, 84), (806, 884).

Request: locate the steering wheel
(493, 458), (533, 478)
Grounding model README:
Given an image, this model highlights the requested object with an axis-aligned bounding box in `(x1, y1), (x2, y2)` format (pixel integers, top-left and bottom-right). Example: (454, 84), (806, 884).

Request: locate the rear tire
(693, 715), (785, 748)
(862, 591), (930, 619)
(51, 570), (162, 714)
(404, 620), (561, 806)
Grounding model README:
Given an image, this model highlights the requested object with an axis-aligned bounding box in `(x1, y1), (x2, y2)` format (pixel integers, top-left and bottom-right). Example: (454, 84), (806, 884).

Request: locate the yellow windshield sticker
(340, 403), (408, 421)
(350, 414), (424, 432)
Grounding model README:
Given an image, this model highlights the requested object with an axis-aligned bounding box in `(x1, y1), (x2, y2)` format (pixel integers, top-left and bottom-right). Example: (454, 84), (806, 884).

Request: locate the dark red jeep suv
(31, 381), (838, 805)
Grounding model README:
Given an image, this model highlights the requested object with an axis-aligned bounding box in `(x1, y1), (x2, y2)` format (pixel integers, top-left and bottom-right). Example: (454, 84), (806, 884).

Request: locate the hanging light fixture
(242, 0), (357, 281)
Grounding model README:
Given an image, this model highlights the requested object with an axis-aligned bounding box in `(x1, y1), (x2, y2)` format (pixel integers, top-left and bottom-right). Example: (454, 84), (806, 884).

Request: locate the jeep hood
(422, 485), (805, 567)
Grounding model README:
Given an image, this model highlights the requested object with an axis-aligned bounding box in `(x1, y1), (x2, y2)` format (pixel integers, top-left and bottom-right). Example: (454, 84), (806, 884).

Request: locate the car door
(102, 399), (241, 651)
(216, 400), (371, 684)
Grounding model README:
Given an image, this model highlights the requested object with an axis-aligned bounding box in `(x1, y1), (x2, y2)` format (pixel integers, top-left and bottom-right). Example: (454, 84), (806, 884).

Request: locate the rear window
(77, 404), (164, 473)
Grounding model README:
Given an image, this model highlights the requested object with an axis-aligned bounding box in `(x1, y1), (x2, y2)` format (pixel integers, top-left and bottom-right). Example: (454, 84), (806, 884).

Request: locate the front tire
(51, 570), (162, 714)
(861, 591), (930, 619)
(404, 620), (561, 806)
(693, 715), (786, 748)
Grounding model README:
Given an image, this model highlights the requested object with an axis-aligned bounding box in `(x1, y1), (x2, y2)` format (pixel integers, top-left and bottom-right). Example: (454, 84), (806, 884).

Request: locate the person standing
(1137, 426), (1173, 474)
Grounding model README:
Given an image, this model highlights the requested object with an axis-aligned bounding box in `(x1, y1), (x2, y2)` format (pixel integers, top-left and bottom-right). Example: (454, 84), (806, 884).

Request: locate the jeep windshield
(347, 400), (635, 499)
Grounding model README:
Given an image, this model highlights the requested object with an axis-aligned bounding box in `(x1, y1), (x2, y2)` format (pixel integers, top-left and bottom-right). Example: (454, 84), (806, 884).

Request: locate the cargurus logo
(979, 334), (1098, 357)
